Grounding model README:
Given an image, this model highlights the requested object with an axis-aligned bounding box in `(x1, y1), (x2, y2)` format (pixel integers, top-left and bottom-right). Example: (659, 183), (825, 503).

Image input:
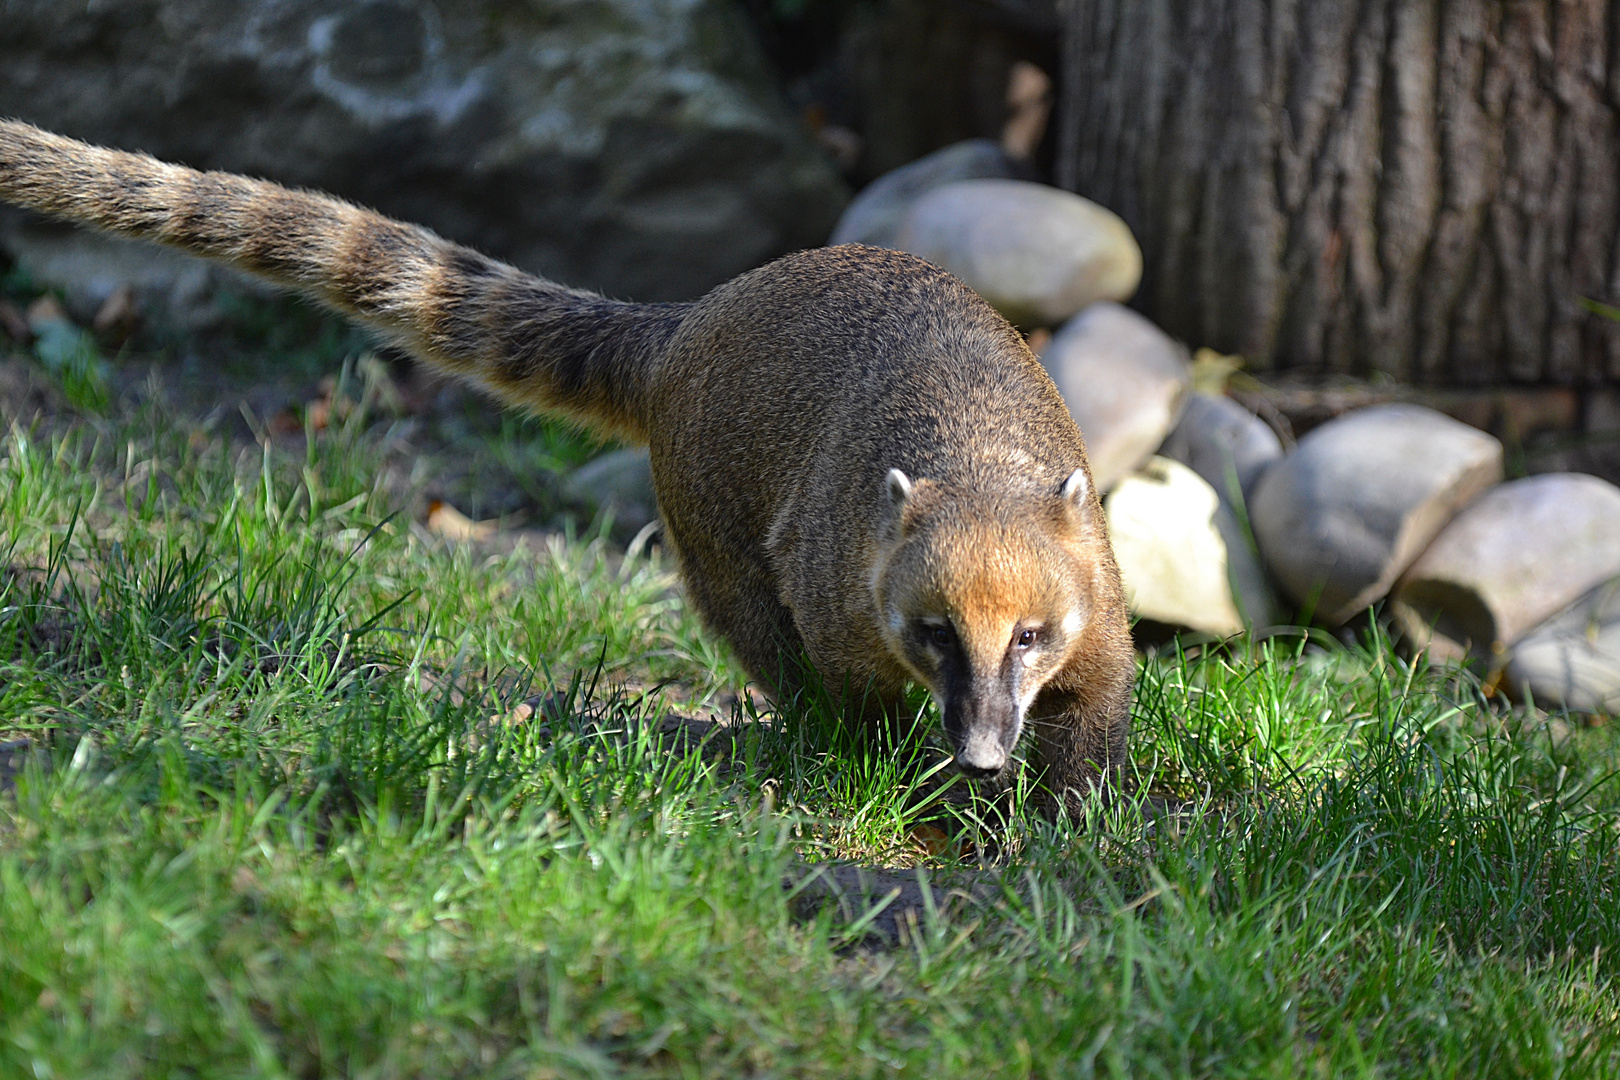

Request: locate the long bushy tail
(0, 120), (682, 441)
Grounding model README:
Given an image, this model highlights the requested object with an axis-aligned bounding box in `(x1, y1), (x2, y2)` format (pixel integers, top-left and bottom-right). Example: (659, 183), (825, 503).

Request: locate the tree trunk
(1056, 0), (1620, 388)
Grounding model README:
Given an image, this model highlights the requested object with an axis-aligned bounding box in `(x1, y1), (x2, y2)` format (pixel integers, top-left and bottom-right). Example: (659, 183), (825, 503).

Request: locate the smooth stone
(4, 229), (262, 330)
(828, 139), (1018, 249)
(1249, 404), (1503, 627)
(1158, 391), (1283, 504)
(894, 179), (1143, 326)
(1506, 580), (1620, 714)
(1105, 456), (1277, 636)
(1392, 473), (1620, 660)
(1039, 302), (1190, 492)
(562, 448), (657, 535)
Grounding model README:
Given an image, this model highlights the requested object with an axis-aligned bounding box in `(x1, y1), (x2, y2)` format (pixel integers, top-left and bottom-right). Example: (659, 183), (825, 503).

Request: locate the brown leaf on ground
(92, 285), (139, 338)
(910, 823), (952, 858)
(25, 295), (68, 331)
(1001, 60), (1052, 161)
(0, 300), (31, 343)
(1190, 347), (1243, 396)
(426, 499), (496, 542)
(304, 397), (331, 432)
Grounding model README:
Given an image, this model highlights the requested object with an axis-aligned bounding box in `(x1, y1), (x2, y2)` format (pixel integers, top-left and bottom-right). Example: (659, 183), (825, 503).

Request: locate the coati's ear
(1059, 467), (1094, 527)
(886, 468), (913, 510)
(1060, 467), (1089, 505)
(883, 468), (933, 537)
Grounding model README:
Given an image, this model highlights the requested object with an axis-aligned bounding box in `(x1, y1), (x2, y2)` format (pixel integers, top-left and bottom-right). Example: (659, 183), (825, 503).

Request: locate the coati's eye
(1014, 627), (1039, 650)
(926, 623), (953, 648)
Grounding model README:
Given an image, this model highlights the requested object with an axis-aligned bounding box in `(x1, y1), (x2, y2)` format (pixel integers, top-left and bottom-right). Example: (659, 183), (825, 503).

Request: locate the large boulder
(1158, 391), (1283, 505)
(893, 179), (1141, 326)
(1249, 405), (1503, 627)
(828, 139), (1019, 249)
(1105, 456), (1276, 636)
(562, 447), (658, 535)
(1038, 302), (1189, 492)
(1506, 581), (1620, 714)
(1391, 474), (1620, 662)
(0, 0), (847, 312)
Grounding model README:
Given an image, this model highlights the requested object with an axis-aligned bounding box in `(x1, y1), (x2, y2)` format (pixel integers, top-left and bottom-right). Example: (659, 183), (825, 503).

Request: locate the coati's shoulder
(693, 244), (1005, 334)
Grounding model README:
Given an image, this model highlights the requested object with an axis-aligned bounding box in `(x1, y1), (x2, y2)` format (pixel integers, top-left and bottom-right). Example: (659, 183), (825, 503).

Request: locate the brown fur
(0, 119), (1134, 810)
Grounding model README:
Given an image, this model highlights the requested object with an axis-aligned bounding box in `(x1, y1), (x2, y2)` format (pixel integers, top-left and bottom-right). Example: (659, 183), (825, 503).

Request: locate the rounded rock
(1249, 404), (1503, 627)
(1039, 302), (1190, 492)
(1158, 391), (1283, 504)
(563, 448), (658, 535)
(1505, 580), (1620, 715)
(1105, 456), (1276, 636)
(894, 179), (1142, 326)
(1392, 474), (1620, 660)
(828, 139), (1018, 249)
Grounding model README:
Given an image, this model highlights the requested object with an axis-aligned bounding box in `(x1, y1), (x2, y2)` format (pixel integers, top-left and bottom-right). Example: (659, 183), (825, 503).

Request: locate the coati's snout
(872, 466), (1102, 777)
(942, 675), (1020, 776)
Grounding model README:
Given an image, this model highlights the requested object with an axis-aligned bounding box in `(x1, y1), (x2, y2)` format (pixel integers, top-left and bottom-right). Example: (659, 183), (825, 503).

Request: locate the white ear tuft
(886, 468), (913, 509)
(1060, 467), (1090, 506)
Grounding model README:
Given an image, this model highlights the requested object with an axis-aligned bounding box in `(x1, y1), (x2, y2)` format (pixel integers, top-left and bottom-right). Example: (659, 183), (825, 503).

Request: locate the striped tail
(0, 120), (683, 441)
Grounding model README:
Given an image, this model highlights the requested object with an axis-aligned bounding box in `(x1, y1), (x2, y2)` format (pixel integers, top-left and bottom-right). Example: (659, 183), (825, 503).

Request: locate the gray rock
(1249, 404), (1503, 627)
(1391, 474), (1620, 661)
(1506, 580), (1620, 715)
(893, 179), (1142, 326)
(828, 139), (1018, 249)
(4, 228), (269, 329)
(562, 447), (657, 535)
(1038, 302), (1189, 491)
(1158, 392), (1283, 504)
(0, 0), (847, 313)
(1105, 456), (1277, 636)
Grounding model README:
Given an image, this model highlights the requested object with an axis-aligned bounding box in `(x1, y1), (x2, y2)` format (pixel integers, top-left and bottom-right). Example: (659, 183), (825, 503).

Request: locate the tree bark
(1057, 0), (1620, 387)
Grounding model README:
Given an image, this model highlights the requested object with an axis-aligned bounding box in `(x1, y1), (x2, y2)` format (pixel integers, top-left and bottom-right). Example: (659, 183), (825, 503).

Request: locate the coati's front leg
(1022, 676), (1131, 815)
(677, 566), (807, 704)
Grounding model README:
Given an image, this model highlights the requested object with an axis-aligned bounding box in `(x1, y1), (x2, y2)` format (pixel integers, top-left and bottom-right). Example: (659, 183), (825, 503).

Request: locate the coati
(0, 120), (1135, 810)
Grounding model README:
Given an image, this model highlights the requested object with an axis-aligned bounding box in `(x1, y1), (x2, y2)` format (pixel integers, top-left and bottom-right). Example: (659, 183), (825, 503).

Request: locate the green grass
(2, 357), (1620, 1077)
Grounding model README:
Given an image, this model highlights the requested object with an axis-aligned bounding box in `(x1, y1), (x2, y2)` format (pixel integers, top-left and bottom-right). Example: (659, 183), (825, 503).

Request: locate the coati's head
(871, 467), (1115, 777)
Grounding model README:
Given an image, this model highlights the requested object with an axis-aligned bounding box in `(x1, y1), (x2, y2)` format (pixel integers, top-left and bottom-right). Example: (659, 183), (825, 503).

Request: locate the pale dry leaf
(426, 499), (497, 542)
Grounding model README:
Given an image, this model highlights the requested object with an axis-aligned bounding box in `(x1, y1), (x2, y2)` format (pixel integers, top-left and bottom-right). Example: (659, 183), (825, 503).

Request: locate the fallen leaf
(1190, 347), (1244, 396)
(92, 285), (139, 337)
(494, 695), (546, 726)
(426, 499), (496, 542)
(0, 300), (30, 342)
(25, 294), (68, 332)
(1001, 60), (1052, 161)
(911, 823), (952, 858)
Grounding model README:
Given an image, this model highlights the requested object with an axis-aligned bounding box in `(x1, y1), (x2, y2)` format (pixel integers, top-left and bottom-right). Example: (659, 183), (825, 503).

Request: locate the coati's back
(653, 243), (1087, 495)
